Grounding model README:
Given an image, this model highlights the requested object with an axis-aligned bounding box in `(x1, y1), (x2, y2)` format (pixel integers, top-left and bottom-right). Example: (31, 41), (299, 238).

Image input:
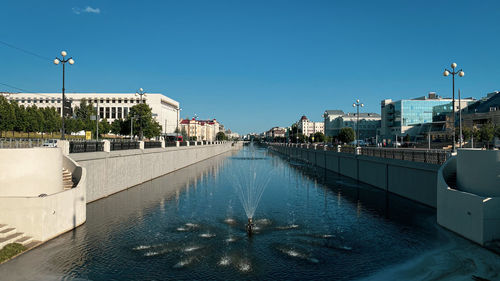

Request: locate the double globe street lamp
(443, 63), (465, 153)
(352, 99), (364, 147)
(53, 51), (75, 140)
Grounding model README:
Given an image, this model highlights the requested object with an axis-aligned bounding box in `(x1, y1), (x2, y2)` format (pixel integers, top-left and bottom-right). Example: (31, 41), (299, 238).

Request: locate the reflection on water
(0, 145), (499, 281)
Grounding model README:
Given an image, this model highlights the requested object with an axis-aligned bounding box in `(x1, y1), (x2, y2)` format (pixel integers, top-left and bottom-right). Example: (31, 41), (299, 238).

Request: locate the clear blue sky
(1, 0), (499, 134)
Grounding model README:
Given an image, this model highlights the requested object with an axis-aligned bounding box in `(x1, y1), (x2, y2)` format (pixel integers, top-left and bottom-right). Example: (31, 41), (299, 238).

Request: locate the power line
(0, 82), (34, 93)
(0, 40), (52, 61)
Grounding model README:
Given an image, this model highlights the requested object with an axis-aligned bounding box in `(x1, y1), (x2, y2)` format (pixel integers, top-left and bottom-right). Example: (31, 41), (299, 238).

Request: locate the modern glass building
(380, 93), (474, 141)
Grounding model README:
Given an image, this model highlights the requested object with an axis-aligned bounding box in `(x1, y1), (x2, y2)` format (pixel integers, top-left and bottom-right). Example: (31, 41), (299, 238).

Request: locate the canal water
(1, 144), (499, 280)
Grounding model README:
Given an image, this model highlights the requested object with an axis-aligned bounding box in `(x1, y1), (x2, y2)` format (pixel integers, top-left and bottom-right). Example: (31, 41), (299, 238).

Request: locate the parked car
(42, 139), (58, 147)
(349, 140), (367, 146)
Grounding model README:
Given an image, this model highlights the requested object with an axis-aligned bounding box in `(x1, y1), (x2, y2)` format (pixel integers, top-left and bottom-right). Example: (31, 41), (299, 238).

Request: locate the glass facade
(400, 100), (452, 126)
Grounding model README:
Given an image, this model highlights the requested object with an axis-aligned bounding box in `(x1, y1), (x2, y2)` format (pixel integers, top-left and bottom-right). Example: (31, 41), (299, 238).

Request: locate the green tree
(45, 107), (61, 138)
(99, 119), (112, 136)
(74, 99), (96, 132)
(13, 103), (28, 136)
(338, 127), (355, 144)
(143, 120), (162, 139)
(462, 126), (472, 141)
(111, 119), (122, 135)
(312, 132), (325, 143)
(0, 96), (16, 137)
(479, 123), (495, 149)
(216, 131), (226, 141)
(25, 106), (43, 138)
(180, 127), (188, 140)
(128, 103), (161, 139)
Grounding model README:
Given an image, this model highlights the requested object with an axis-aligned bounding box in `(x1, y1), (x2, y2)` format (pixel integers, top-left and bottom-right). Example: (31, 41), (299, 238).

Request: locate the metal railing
(144, 141), (162, 149)
(180, 141), (188, 146)
(189, 141), (196, 146)
(0, 138), (44, 148)
(110, 140), (140, 151)
(69, 141), (104, 153)
(165, 141), (177, 147)
(269, 143), (451, 165)
(360, 147), (450, 165)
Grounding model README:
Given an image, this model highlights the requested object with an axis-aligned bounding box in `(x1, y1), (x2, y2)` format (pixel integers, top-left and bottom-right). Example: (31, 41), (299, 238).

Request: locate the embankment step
(0, 224), (8, 232)
(14, 236), (33, 246)
(0, 233), (23, 249)
(23, 240), (41, 249)
(0, 228), (16, 238)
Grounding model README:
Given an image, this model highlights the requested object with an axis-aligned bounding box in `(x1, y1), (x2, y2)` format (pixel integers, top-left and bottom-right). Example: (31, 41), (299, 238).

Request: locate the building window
(112, 107), (116, 119)
(100, 99), (104, 104)
(124, 107), (128, 117)
(124, 99), (128, 104)
(57, 107), (61, 114)
(105, 107), (110, 119)
(118, 107), (122, 119)
(99, 107), (104, 119)
(118, 99), (122, 103)
(112, 99), (116, 103)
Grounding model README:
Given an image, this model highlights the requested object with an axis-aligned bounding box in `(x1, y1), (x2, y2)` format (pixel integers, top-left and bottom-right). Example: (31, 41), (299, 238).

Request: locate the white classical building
(297, 115), (324, 136)
(4, 93), (180, 134)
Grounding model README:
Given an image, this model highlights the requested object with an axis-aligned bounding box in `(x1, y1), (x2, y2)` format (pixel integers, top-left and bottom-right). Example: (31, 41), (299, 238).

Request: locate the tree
(462, 126), (472, 142)
(0, 96), (16, 137)
(404, 134), (411, 142)
(180, 127), (187, 140)
(128, 103), (161, 139)
(338, 127), (355, 144)
(216, 131), (226, 141)
(99, 119), (112, 136)
(479, 122), (495, 149)
(25, 106), (43, 138)
(312, 132), (325, 143)
(13, 104), (28, 136)
(111, 119), (122, 135)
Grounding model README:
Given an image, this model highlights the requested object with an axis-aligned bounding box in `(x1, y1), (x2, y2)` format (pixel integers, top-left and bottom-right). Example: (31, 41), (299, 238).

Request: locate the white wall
(71, 142), (241, 202)
(0, 148), (62, 197)
(457, 149), (500, 197)
(0, 154), (86, 242)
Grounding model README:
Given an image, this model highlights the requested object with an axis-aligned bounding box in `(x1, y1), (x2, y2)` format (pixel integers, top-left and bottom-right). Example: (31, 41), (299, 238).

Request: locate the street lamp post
(134, 88), (147, 139)
(323, 111), (327, 146)
(53, 51), (75, 140)
(352, 99), (364, 147)
(130, 116), (137, 140)
(458, 89), (463, 148)
(443, 63), (465, 152)
(176, 107), (182, 137)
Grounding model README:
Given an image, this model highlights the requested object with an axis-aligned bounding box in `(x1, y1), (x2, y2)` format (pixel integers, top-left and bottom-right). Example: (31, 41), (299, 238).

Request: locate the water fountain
(231, 146), (273, 236)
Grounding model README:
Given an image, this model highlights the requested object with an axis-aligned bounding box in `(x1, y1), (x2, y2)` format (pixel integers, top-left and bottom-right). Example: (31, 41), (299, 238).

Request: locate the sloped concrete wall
(0, 154), (86, 242)
(271, 145), (439, 207)
(71, 142), (241, 203)
(0, 148), (62, 196)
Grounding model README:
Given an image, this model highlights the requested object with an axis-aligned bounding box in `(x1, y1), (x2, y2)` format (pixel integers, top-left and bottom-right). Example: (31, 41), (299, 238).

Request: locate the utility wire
(0, 40), (52, 61)
(0, 82), (34, 93)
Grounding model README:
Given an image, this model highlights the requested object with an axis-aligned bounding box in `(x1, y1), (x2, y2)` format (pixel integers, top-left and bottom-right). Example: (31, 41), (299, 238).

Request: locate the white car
(42, 139), (58, 148)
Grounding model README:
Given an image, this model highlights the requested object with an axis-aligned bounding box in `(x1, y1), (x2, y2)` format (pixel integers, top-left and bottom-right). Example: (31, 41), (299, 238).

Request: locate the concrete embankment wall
(70, 142), (241, 203)
(0, 149), (86, 242)
(271, 145), (440, 208)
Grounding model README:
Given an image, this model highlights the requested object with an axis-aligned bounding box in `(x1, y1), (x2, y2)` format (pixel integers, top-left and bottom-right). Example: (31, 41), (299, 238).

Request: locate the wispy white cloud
(72, 6), (101, 15)
(83, 6), (100, 14)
